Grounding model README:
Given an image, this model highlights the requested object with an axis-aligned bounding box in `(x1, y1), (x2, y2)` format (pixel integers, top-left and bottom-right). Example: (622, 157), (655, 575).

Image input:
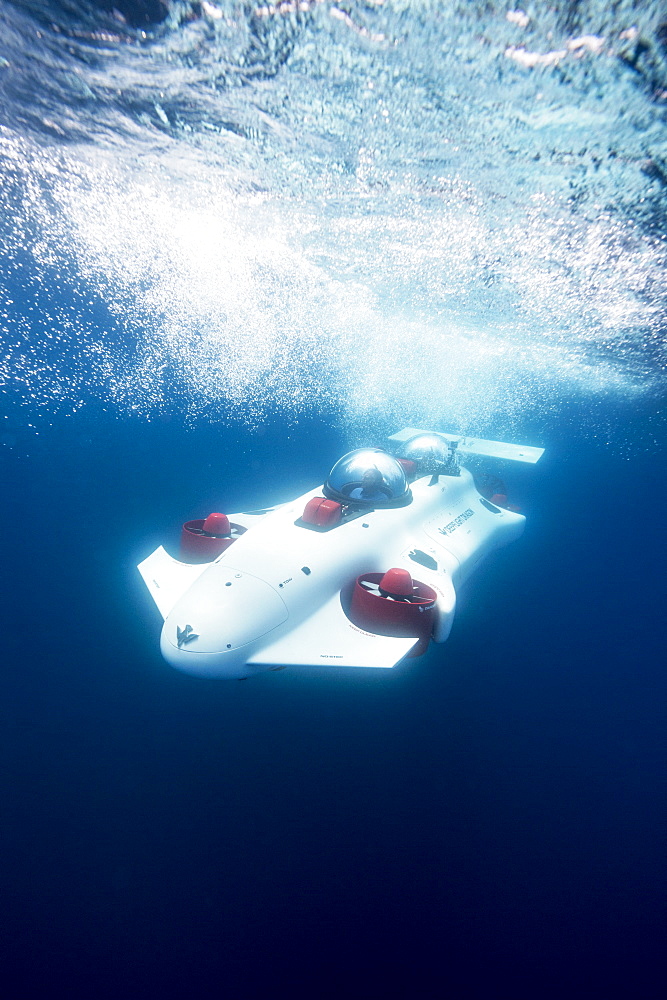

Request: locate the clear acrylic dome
(398, 433), (452, 474)
(324, 448), (410, 505)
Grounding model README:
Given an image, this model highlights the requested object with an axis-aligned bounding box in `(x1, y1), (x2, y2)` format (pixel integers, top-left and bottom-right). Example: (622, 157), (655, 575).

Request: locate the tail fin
(387, 428), (544, 464)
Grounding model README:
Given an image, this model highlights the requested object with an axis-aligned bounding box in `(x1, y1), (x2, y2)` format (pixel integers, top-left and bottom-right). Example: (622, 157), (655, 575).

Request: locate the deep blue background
(0, 402), (664, 998)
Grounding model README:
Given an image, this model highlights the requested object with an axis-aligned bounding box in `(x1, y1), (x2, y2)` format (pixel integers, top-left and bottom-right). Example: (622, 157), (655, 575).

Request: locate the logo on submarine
(438, 508), (474, 535)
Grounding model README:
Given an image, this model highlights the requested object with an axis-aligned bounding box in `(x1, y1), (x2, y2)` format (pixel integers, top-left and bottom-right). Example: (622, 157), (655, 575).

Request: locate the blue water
(1, 2), (665, 996)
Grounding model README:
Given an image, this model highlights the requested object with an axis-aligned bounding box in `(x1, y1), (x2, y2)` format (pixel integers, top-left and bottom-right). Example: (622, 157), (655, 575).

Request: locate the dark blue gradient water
(2, 411), (663, 997)
(1, 2), (665, 996)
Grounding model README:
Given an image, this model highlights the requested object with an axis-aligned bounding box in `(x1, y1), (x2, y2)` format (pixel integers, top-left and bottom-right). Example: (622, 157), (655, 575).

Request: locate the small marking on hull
(177, 624), (199, 648)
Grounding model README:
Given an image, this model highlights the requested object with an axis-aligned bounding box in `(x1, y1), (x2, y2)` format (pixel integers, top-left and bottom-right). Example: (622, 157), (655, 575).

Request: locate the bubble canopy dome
(398, 433), (451, 474)
(324, 449), (411, 507)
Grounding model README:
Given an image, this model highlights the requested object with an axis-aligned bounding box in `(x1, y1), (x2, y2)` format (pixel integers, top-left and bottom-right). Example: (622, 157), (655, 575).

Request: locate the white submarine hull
(138, 429), (543, 678)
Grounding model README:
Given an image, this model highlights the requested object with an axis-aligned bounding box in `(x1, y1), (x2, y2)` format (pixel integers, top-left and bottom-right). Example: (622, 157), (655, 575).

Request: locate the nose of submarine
(160, 565), (289, 678)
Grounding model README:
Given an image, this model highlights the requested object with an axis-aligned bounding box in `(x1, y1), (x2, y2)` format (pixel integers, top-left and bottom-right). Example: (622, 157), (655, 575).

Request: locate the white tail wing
(388, 427), (544, 464)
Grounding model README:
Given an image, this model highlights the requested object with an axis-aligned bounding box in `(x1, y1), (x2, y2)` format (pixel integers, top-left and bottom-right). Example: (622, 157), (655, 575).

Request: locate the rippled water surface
(1, 0), (665, 443)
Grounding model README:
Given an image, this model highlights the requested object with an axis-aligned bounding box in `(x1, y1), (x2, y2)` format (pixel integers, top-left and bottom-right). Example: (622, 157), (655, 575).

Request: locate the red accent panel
(302, 497), (343, 528)
(379, 567), (414, 597)
(202, 512), (231, 537)
(347, 572), (437, 646)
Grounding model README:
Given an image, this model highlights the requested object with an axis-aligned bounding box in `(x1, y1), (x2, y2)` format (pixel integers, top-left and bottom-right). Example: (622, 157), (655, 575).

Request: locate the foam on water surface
(0, 1), (665, 444)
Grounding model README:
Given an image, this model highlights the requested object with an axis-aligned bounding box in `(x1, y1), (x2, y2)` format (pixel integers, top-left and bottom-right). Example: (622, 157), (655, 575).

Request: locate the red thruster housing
(347, 568), (437, 655)
(180, 512), (241, 564)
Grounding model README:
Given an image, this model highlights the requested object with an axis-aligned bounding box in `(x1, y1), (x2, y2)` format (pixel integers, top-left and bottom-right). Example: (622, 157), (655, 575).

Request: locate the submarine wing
(137, 546), (211, 620)
(247, 591), (417, 670)
(137, 504), (287, 619)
